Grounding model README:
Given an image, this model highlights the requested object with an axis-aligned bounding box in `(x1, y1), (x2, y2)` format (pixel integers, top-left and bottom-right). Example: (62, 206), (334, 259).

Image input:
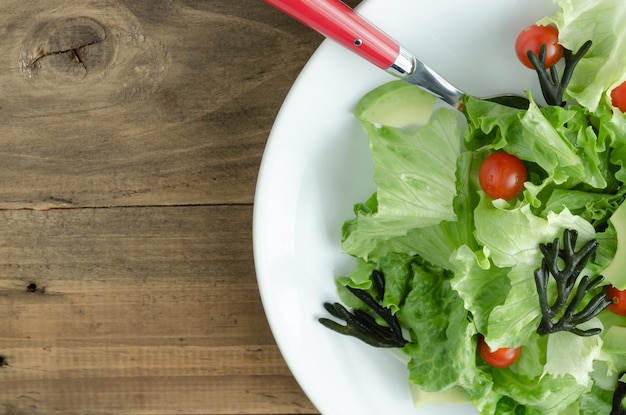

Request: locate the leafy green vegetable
(464, 95), (617, 190)
(341, 106), (467, 266)
(539, 0), (626, 112)
(449, 245), (510, 336)
(321, 0), (626, 412)
(332, 85), (625, 414)
(364, 107), (461, 223)
(543, 322), (604, 385)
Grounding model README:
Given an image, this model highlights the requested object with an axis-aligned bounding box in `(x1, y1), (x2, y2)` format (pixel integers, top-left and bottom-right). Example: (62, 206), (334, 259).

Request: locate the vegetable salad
(324, 0), (626, 413)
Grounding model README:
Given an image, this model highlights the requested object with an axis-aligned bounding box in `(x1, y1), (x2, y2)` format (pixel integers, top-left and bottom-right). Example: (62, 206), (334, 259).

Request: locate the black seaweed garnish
(319, 270), (408, 348)
(611, 373), (626, 415)
(535, 229), (612, 336)
(527, 40), (592, 106)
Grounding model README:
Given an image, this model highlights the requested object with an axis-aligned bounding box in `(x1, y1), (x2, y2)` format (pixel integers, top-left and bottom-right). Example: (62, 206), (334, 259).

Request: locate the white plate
(253, 1), (555, 414)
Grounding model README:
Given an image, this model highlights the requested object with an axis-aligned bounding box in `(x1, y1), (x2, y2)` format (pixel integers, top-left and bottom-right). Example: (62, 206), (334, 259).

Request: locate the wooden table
(0, 1), (357, 413)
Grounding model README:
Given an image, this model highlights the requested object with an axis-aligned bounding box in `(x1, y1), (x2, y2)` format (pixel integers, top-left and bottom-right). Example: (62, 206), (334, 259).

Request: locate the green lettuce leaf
(485, 264), (542, 349)
(464, 96), (614, 190)
(450, 245), (510, 335)
(491, 369), (589, 415)
(471, 195), (597, 348)
(399, 265), (498, 411)
(400, 265), (474, 391)
(601, 107), (626, 181)
(473, 195), (596, 268)
(576, 385), (614, 415)
(365, 107), (462, 222)
(342, 145), (477, 270)
(540, 0), (626, 112)
(543, 321), (604, 386)
(341, 213), (464, 268)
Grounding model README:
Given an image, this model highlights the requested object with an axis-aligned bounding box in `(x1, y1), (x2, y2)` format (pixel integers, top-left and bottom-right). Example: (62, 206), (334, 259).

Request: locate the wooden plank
(0, 0), (323, 209)
(0, 206), (317, 414)
(2, 375), (314, 415)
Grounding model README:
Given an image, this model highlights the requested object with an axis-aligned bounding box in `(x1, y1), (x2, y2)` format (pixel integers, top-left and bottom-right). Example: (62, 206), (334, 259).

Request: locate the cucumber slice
(354, 80), (437, 127)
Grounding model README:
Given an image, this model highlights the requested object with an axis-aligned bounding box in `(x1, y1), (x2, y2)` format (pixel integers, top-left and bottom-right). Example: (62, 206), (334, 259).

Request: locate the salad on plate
(319, 0), (626, 413)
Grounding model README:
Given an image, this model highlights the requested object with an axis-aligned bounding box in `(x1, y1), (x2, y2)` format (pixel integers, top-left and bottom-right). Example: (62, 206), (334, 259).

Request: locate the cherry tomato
(607, 285), (626, 316)
(479, 152), (527, 200)
(477, 335), (521, 369)
(515, 25), (563, 69)
(611, 81), (626, 113)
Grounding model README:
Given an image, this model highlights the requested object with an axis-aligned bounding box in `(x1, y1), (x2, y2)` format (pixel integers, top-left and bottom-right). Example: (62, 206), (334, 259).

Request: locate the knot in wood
(21, 16), (113, 80)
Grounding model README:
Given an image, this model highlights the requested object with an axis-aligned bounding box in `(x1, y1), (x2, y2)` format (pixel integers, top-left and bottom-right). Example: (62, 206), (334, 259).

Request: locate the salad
(319, 0), (626, 413)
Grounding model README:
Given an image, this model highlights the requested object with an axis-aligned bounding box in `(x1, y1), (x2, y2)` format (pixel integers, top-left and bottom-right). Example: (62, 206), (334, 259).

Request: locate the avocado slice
(601, 200), (626, 290)
(354, 80), (437, 128)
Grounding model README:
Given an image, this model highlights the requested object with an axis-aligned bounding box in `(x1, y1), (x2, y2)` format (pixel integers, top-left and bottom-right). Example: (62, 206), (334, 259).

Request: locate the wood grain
(0, 0), (363, 413)
(0, 0), (323, 209)
(0, 206), (316, 414)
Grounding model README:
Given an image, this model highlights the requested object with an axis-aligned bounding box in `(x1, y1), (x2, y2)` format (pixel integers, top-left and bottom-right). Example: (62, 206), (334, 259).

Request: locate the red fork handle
(265, 0), (400, 70)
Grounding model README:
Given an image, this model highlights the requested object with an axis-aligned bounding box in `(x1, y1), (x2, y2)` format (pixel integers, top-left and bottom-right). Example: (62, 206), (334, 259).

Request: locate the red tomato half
(607, 285), (626, 316)
(611, 81), (626, 113)
(477, 336), (521, 369)
(479, 152), (527, 200)
(515, 25), (563, 69)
